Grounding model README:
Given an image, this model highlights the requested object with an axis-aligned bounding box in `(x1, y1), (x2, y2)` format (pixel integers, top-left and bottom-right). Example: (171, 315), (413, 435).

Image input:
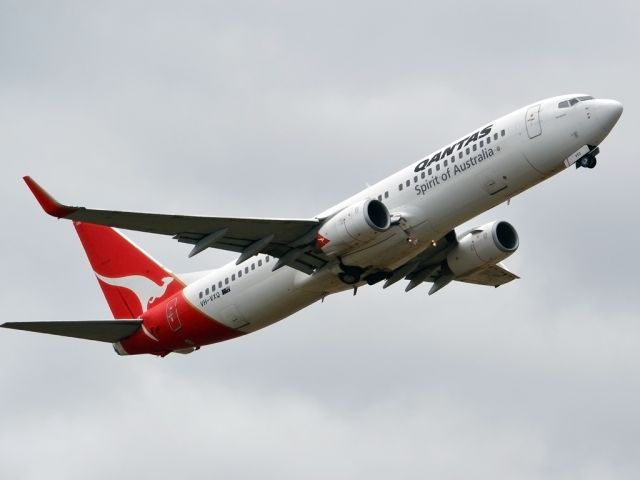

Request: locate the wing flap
(1, 320), (142, 343)
(456, 263), (520, 287)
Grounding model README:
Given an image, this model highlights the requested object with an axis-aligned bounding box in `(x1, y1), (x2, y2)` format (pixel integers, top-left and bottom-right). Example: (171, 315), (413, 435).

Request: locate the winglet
(23, 176), (78, 218)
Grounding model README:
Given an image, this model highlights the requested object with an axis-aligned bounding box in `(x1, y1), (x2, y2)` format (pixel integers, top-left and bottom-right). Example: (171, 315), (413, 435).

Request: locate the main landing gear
(338, 271), (360, 285)
(576, 146), (600, 169)
(337, 260), (391, 286)
(337, 259), (364, 285)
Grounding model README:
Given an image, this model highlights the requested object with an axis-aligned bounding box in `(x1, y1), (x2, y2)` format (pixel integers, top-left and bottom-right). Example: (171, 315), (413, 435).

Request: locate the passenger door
(525, 104), (542, 138)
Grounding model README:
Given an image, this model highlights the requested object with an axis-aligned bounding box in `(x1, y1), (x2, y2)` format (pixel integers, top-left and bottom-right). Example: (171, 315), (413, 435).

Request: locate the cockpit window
(558, 96), (595, 108)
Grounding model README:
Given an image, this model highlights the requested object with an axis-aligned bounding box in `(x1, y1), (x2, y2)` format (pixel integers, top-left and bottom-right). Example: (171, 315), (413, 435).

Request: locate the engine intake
(317, 199), (391, 256)
(447, 221), (519, 276)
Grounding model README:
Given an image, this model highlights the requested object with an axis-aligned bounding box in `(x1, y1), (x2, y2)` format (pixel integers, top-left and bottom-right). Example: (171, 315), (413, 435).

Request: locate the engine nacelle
(317, 199), (391, 256)
(447, 221), (519, 276)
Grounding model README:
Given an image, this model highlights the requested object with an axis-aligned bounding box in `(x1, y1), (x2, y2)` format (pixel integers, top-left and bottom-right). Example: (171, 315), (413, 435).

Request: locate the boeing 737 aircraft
(3, 94), (623, 356)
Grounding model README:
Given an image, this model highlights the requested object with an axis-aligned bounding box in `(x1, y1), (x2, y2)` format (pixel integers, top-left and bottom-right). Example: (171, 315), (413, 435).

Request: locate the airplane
(2, 94), (623, 356)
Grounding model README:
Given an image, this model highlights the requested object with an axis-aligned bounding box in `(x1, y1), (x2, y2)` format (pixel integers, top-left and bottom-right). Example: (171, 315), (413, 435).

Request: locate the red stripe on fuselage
(119, 290), (243, 355)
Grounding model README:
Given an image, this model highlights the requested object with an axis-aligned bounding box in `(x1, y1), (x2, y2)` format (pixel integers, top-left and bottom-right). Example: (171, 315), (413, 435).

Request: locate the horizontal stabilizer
(1, 320), (142, 343)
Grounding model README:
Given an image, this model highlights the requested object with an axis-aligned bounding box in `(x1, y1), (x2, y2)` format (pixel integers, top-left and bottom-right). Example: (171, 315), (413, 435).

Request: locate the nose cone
(598, 98), (623, 129)
(589, 99), (623, 144)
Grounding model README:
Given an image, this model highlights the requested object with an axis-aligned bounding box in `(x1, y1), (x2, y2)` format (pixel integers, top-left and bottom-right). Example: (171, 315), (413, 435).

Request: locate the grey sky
(1, 1), (639, 479)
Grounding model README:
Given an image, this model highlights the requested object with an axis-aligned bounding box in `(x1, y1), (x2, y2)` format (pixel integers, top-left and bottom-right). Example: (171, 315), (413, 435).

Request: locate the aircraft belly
(341, 235), (428, 270)
(423, 145), (544, 233)
(199, 268), (321, 333)
(235, 286), (324, 333)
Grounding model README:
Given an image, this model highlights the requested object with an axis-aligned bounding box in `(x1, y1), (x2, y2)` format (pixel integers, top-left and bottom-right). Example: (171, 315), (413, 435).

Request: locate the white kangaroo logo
(95, 273), (174, 313)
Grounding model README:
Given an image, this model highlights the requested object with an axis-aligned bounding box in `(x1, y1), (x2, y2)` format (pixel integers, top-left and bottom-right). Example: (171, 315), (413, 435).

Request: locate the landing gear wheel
(578, 154), (597, 169)
(338, 272), (359, 285)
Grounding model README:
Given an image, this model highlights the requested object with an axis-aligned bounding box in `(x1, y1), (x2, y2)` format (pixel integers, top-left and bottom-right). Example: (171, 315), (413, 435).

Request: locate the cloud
(1, 1), (639, 479)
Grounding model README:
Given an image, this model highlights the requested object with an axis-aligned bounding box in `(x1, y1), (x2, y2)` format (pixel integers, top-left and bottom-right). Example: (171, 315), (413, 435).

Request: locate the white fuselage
(182, 95), (622, 334)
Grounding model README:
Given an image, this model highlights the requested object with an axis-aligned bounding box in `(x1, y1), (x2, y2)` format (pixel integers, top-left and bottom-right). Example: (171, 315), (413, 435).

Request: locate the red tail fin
(73, 222), (184, 319)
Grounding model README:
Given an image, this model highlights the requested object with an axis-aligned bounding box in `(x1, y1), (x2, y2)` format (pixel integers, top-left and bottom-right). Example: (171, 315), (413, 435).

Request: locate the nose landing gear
(576, 146), (600, 169)
(577, 154), (597, 169)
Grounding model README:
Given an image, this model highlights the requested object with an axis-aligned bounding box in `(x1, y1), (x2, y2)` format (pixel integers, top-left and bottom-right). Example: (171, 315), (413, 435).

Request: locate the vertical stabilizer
(73, 222), (184, 319)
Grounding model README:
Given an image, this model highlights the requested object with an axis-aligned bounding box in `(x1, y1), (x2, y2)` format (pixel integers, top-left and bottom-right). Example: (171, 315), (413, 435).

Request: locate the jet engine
(317, 199), (391, 256)
(446, 221), (519, 276)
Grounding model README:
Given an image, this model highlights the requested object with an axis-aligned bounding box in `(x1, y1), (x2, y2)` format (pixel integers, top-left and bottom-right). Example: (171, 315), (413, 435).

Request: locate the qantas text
(415, 147), (495, 195)
(414, 125), (493, 173)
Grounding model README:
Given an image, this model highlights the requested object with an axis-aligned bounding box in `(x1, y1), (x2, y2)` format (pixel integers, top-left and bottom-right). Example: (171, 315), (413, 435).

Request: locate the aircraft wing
(1, 320), (142, 343)
(24, 176), (328, 274)
(385, 230), (519, 293)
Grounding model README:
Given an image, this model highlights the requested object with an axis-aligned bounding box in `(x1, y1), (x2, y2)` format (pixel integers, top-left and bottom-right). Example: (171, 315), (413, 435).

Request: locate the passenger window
(212, 285), (216, 292)
(451, 156), (455, 163)
(405, 179), (410, 187)
(251, 264), (255, 271)
(258, 259), (263, 267)
(414, 176), (418, 183)
(444, 160), (448, 167)
(479, 140), (484, 147)
(205, 288), (209, 295)
(218, 281), (222, 288)
(436, 163), (441, 171)
(265, 256), (270, 263)
(501, 129), (505, 136)
(232, 274), (236, 281)
(486, 136), (491, 144)
(466, 147), (470, 154)
(472, 144), (477, 151)
(384, 191), (389, 199)
(428, 168), (432, 175)
(377, 195), (382, 201)
(238, 270), (242, 278)
(199, 292), (203, 299)
(398, 183), (403, 191)
(494, 133), (498, 140)
(225, 278), (229, 285)
(458, 152), (463, 158)
(245, 267), (249, 274)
